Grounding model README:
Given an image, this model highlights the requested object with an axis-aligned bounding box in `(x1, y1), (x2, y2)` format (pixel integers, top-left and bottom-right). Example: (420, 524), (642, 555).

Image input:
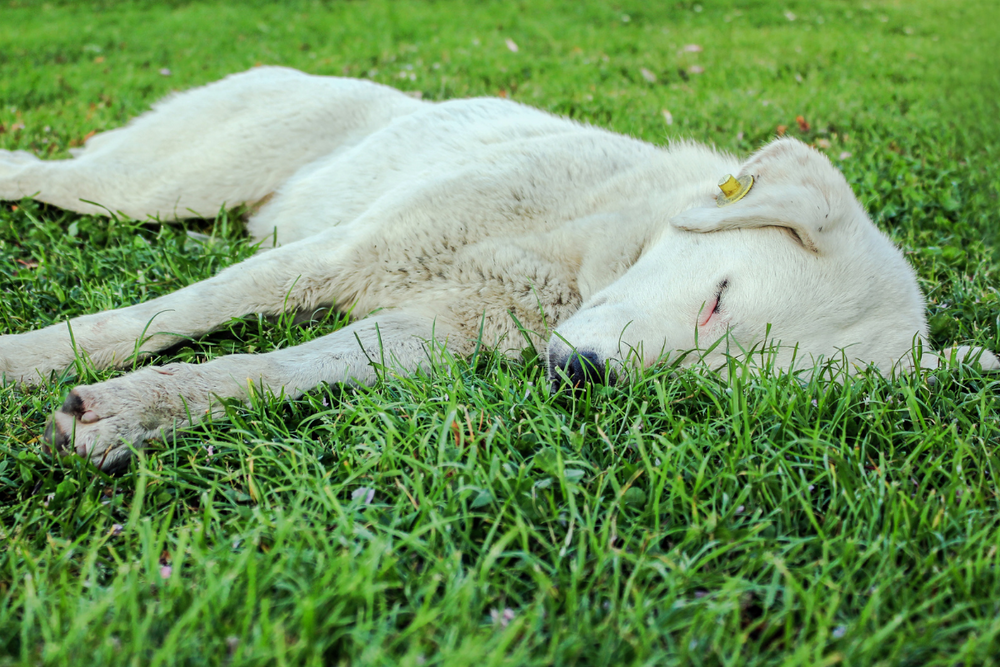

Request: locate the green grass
(2, 0), (1000, 664)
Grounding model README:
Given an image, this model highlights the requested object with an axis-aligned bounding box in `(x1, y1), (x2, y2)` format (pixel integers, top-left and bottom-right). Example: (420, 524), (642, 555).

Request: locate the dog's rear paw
(0, 149), (38, 186)
(0, 149), (39, 164)
(0, 354), (33, 386)
(0, 333), (65, 386)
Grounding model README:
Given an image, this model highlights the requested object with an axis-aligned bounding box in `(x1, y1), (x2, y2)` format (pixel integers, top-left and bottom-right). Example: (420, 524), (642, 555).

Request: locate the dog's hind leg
(0, 67), (422, 220)
(0, 226), (362, 385)
(43, 309), (463, 469)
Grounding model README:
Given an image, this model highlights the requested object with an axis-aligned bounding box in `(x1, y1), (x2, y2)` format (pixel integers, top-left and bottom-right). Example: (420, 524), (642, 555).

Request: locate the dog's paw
(0, 149), (39, 164)
(0, 343), (33, 386)
(0, 149), (38, 191)
(0, 365), (50, 387)
(943, 345), (1000, 371)
(0, 333), (64, 386)
(44, 386), (156, 470)
(43, 364), (210, 469)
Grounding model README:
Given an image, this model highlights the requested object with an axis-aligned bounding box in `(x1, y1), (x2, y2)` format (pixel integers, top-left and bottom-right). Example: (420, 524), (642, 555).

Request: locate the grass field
(2, 0), (1000, 664)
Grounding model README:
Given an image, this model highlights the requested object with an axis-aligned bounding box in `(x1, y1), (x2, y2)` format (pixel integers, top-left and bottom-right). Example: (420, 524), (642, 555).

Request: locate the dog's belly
(245, 97), (660, 246)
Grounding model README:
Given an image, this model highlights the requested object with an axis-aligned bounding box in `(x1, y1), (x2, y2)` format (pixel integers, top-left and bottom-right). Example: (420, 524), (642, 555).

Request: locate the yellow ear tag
(716, 174), (753, 207)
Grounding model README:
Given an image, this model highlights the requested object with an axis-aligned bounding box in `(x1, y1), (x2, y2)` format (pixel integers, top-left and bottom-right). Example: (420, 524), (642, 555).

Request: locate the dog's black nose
(556, 350), (612, 388)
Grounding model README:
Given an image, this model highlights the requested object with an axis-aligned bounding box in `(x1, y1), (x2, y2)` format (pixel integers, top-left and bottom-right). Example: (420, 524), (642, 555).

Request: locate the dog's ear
(671, 138), (861, 255)
(671, 182), (830, 253)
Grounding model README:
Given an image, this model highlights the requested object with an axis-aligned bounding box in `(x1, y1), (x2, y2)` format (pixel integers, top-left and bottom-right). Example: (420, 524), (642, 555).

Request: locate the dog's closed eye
(699, 278), (729, 327)
(713, 278), (729, 313)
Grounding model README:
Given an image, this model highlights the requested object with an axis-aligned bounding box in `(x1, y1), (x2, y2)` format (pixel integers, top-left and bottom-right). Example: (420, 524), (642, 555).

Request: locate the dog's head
(547, 138), (997, 386)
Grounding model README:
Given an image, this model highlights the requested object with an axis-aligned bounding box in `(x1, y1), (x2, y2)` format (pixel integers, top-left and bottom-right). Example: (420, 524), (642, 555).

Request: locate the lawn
(2, 0), (1000, 664)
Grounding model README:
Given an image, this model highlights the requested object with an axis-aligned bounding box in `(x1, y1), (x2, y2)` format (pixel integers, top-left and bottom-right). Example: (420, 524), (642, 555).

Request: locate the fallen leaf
(94, 56), (105, 64)
(83, 129), (98, 143)
(796, 115), (810, 131)
(815, 138), (831, 149)
(505, 38), (519, 53)
(776, 125), (787, 136)
(640, 68), (657, 83)
(16, 259), (38, 269)
(662, 109), (674, 125)
(497, 89), (508, 98)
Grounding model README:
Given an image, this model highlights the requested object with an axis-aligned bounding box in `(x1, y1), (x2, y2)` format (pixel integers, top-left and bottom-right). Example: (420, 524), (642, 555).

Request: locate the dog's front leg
(0, 229), (356, 385)
(43, 309), (462, 469)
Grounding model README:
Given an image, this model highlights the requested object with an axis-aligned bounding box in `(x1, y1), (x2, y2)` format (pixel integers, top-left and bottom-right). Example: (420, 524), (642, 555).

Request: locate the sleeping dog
(0, 67), (994, 468)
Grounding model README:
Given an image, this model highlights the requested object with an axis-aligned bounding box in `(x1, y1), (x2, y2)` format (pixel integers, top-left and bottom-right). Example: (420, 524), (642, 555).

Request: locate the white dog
(0, 67), (994, 468)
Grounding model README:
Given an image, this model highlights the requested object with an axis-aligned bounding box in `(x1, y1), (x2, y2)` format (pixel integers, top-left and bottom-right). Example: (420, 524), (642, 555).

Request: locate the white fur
(0, 67), (994, 468)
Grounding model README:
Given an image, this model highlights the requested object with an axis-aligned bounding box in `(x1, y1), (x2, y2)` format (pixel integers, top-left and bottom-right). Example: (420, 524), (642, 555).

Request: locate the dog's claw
(43, 415), (71, 454)
(43, 391), (95, 459)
